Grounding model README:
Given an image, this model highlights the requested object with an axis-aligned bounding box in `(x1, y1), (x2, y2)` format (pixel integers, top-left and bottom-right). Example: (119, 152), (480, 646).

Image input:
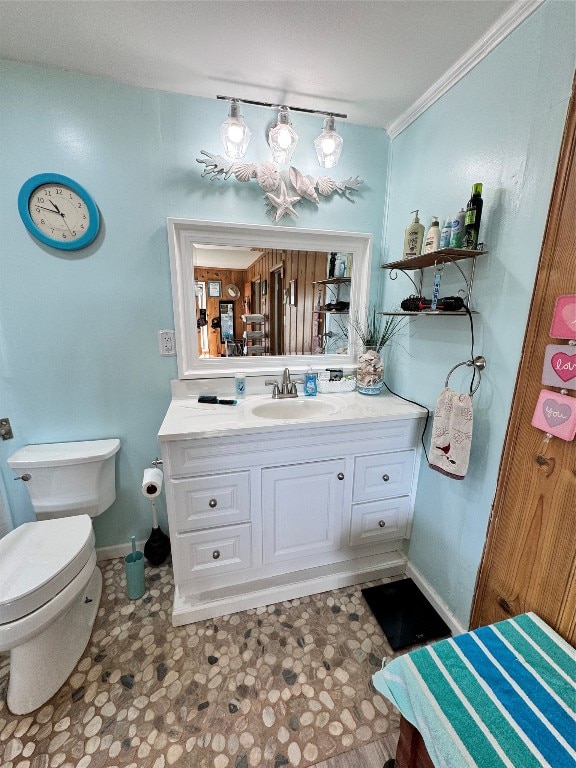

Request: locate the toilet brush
(144, 498), (171, 566)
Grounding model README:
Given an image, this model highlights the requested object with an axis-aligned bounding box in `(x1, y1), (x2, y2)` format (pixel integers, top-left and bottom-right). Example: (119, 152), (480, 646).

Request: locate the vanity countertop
(158, 392), (427, 441)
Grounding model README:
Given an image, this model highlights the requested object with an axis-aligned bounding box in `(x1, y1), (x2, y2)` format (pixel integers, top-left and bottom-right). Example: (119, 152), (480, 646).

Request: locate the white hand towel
(428, 387), (474, 479)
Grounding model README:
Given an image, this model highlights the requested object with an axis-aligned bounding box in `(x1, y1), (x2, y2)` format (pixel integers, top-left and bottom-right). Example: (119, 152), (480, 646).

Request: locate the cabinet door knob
(337, 472), (345, 480)
(378, 520), (386, 528)
(209, 498), (218, 508)
(212, 550), (221, 560)
(382, 474), (390, 482)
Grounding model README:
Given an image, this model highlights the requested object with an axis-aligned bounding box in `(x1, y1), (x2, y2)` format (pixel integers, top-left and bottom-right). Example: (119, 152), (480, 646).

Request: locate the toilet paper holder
(142, 457), (171, 566)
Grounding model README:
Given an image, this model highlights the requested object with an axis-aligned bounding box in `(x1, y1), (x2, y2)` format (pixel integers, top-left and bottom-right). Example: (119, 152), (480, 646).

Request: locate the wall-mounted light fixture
(314, 116), (343, 169)
(268, 107), (298, 165)
(220, 98), (251, 159)
(217, 96), (347, 168)
(199, 98), (362, 222)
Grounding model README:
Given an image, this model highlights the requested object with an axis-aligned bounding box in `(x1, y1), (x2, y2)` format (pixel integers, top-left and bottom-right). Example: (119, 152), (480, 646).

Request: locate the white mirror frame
(167, 218), (372, 379)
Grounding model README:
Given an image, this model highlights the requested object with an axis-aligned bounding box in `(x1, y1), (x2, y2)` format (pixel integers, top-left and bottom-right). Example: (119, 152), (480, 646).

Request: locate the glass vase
(356, 346), (384, 395)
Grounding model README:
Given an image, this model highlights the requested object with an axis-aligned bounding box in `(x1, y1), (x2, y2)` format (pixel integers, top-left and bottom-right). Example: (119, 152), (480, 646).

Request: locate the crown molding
(387, 0), (545, 140)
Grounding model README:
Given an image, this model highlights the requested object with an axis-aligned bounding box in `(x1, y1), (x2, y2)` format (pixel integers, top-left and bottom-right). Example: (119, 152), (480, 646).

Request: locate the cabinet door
(262, 459), (345, 565)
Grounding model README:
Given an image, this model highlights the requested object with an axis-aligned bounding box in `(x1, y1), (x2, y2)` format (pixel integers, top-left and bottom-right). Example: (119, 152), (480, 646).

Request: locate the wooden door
(471, 79), (576, 643)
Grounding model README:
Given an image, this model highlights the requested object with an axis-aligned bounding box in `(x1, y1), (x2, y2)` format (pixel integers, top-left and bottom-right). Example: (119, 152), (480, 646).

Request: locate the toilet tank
(7, 439), (120, 520)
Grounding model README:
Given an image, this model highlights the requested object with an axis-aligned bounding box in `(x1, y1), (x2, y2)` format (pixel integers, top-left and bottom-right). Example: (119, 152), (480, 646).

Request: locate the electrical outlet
(158, 330), (176, 356)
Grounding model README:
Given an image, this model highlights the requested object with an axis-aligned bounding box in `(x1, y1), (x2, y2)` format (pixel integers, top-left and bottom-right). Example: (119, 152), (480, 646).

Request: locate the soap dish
(317, 378), (356, 393)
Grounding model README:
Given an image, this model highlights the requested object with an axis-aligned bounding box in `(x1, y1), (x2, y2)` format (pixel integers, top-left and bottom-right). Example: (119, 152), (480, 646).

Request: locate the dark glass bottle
(328, 252), (336, 278)
(462, 183), (483, 249)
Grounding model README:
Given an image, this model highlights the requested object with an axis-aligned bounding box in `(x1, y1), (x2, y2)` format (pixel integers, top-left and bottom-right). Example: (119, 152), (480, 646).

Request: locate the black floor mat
(362, 578), (451, 651)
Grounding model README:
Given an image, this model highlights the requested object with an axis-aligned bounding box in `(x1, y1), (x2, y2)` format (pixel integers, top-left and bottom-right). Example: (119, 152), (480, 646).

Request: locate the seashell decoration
(316, 176), (336, 196)
(356, 349), (384, 389)
(256, 161), (280, 192)
(289, 167), (319, 204)
(196, 150), (363, 222)
(234, 162), (257, 182)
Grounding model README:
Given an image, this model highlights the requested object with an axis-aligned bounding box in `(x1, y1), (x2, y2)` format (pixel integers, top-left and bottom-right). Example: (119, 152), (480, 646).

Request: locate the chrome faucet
(265, 368), (303, 399)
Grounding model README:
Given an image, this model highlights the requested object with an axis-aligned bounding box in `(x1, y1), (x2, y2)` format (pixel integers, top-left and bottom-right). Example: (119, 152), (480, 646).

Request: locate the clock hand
(49, 200), (62, 214)
(37, 205), (74, 234)
(59, 212), (74, 235)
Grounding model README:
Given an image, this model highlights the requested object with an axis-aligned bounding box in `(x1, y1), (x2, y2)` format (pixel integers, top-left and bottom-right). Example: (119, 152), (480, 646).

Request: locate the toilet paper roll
(142, 467), (163, 498)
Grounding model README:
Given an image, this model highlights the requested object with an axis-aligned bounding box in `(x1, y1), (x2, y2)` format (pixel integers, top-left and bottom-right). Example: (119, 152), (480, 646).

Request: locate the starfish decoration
(265, 180), (300, 222)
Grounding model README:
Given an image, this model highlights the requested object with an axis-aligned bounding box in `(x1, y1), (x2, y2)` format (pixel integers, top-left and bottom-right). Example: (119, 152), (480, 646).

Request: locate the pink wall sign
(542, 344), (576, 390)
(550, 294), (576, 340)
(531, 389), (576, 441)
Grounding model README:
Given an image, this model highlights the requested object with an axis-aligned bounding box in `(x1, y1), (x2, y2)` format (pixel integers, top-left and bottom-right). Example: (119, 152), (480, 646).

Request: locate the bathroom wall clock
(18, 173), (100, 250)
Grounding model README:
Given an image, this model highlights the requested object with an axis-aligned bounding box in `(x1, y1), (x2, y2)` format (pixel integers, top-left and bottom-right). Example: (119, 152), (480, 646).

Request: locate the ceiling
(0, 1), (525, 131)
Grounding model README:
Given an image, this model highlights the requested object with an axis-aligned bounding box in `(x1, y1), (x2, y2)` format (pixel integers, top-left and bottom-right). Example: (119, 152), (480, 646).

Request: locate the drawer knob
(212, 550), (221, 560)
(209, 498), (218, 508)
(378, 520), (386, 528)
(337, 472), (345, 480)
(382, 474), (390, 482)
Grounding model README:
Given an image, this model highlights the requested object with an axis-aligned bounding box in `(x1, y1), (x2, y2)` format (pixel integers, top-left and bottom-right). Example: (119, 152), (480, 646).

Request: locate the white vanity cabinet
(159, 395), (425, 626)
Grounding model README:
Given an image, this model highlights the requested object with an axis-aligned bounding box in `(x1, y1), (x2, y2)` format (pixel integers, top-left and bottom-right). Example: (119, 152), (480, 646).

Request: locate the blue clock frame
(18, 173), (100, 251)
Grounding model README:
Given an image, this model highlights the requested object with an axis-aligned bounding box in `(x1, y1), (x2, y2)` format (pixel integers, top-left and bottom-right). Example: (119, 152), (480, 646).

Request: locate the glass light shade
(220, 100), (251, 159)
(268, 107), (298, 164)
(315, 116), (343, 168)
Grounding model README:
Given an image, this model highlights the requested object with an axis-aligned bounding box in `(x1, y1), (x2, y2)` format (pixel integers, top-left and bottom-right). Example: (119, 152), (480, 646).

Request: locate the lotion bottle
(403, 210), (424, 259)
(440, 218), (452, 249)
(424, 217), (440, 253)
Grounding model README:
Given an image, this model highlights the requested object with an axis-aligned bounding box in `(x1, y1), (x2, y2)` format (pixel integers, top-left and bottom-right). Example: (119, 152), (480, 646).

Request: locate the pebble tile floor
(0, 558), (407, 768)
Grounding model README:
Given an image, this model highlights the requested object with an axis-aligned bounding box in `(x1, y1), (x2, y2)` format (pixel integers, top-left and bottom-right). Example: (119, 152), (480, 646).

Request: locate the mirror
(167, 219), (371, 378)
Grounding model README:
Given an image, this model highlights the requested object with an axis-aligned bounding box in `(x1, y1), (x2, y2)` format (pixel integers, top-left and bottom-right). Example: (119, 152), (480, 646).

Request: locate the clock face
(28, 183), (90, 245)
(18, 173), (100, 251)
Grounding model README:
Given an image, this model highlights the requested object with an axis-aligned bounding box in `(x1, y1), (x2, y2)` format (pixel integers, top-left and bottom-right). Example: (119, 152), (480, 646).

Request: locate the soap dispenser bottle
(424, 217), (440, 253)
(304, 369), (317, 396)
(403, 210), (425, 259)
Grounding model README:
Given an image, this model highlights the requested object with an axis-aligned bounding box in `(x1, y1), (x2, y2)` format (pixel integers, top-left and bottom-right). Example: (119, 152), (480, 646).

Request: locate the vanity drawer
(353, 450), (414, 503)
(171, 472), (250, 532)
(349, 497), (410, 547)
(174, 523), (252, 581)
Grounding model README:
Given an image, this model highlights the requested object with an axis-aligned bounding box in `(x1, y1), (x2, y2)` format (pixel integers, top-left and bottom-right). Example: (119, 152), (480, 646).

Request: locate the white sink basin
(249, 397), (342, 421)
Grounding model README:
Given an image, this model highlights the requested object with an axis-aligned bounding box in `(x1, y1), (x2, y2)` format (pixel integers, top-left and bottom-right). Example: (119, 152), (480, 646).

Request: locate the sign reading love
(532, 389), (576, 441)
(542, 345), (576, 390)
(550, 295), (576, 340)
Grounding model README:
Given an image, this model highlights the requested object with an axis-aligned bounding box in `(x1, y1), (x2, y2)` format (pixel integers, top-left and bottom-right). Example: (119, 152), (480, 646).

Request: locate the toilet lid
(0, 515), (95, 624)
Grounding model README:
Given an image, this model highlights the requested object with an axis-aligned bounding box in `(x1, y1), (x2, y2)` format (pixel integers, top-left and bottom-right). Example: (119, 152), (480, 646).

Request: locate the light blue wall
(1, 1), (573, 624)
(0, 62), (389, 547)
(383, 0), (575, 626)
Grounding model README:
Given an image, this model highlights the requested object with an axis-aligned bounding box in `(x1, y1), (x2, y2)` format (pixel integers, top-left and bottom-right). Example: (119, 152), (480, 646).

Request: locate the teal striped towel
(372, 612), (575, 767)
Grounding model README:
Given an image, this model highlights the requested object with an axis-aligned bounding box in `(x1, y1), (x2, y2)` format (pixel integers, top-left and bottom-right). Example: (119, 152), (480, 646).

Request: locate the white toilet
(0, 439), (120, 715)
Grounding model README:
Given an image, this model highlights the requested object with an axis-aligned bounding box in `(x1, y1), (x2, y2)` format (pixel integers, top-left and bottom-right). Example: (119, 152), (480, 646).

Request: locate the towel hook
(445, 355), (486, 396)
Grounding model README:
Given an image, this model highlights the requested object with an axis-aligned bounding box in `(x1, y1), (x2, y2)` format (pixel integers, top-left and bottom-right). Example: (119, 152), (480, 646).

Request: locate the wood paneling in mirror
(471, 78), (576, 644)
(194, 267), (246, 357)
(246, 249), (329, 356)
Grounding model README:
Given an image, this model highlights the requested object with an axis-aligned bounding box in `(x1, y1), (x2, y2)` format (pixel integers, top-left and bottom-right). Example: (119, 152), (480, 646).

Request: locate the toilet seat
(0, 515), (94, 624)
